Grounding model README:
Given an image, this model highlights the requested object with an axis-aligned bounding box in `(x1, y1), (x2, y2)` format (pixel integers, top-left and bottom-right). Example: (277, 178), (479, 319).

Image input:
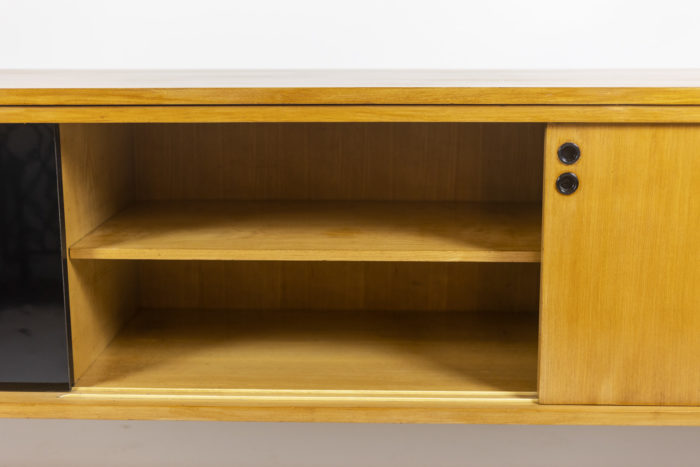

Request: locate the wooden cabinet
(0, 71), (698, 425)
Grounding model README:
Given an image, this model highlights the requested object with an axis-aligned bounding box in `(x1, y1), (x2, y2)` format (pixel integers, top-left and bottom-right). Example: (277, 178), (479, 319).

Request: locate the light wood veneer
(1, 72), (698, 424)
(70, 201), (542, 262)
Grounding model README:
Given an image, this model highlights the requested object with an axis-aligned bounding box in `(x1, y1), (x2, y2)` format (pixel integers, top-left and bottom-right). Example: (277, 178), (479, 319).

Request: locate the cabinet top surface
(2, 69), (700, 105)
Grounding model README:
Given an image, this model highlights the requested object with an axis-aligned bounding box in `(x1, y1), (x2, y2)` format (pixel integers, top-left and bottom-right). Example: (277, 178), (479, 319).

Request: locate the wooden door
(539, 124), (700, 405)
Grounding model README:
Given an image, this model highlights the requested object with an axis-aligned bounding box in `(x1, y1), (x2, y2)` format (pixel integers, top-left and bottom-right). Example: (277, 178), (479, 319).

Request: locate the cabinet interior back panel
(133, 123), (545, 202)
(139, 261), (540, 312)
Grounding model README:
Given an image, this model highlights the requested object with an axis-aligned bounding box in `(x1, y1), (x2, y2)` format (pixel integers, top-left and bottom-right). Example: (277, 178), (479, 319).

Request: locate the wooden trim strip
(2, 391), (700, 425)
(64, 388), (537, 404)
(3, 105), (700, 123)
(3, 87), (700, 106)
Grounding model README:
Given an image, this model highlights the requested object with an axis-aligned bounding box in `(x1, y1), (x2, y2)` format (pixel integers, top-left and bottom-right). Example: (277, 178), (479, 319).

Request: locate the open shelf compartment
(59, 122), (544, 408)
(75, 308), (538, 398)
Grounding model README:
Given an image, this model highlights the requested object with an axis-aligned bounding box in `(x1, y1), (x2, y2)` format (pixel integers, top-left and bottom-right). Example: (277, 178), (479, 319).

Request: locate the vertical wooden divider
(59, 124), (137, 381)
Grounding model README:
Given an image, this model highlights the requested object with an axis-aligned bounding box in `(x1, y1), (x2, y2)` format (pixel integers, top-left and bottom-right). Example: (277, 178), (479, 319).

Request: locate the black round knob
(557, 142), (581, 165)
(556, 172), (579, 195)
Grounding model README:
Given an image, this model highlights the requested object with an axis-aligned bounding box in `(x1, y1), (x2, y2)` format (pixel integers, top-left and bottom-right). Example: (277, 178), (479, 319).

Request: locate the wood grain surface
(1, 69), (700, 105)
(133, 123), (544, 203)
(138, 261), (540, 313)
(539, 124), (700, 406)
(69, 200), (542, 262)
(4, 105), (700, 123)
(1, 390), (699, 425)
(58, 124), (138, 380)
(75, 308), (538, 392)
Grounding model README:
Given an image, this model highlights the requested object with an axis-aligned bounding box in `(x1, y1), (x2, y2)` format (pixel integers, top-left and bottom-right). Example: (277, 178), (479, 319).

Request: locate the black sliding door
(0, 124), (70, 389)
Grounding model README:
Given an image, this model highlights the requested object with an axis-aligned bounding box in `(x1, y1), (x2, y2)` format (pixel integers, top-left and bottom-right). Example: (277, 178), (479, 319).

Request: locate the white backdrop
(1, 0), (699, 69)
(2, 1), (700, 466)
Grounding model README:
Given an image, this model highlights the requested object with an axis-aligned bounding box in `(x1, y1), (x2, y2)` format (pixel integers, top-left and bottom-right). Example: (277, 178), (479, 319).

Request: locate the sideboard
(0, 70), (698, 424)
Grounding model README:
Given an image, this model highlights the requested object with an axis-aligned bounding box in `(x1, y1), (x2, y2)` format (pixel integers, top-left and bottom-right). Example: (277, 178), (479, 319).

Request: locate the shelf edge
(68, 248), (542, 263)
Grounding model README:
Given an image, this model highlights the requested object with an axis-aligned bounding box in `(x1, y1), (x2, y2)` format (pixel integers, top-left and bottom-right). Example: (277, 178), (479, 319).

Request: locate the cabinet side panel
(59, 124), (137, 380)
(539, 124), (700, 405)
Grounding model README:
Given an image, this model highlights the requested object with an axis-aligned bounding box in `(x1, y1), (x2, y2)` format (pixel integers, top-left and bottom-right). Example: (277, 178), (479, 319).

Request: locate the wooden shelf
(70, 200), (542, 262)
(75, 309), (538, 395)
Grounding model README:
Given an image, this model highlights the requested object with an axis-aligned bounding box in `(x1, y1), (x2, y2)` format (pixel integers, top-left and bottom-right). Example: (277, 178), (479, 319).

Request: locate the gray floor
(0, 420), (699, 467)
